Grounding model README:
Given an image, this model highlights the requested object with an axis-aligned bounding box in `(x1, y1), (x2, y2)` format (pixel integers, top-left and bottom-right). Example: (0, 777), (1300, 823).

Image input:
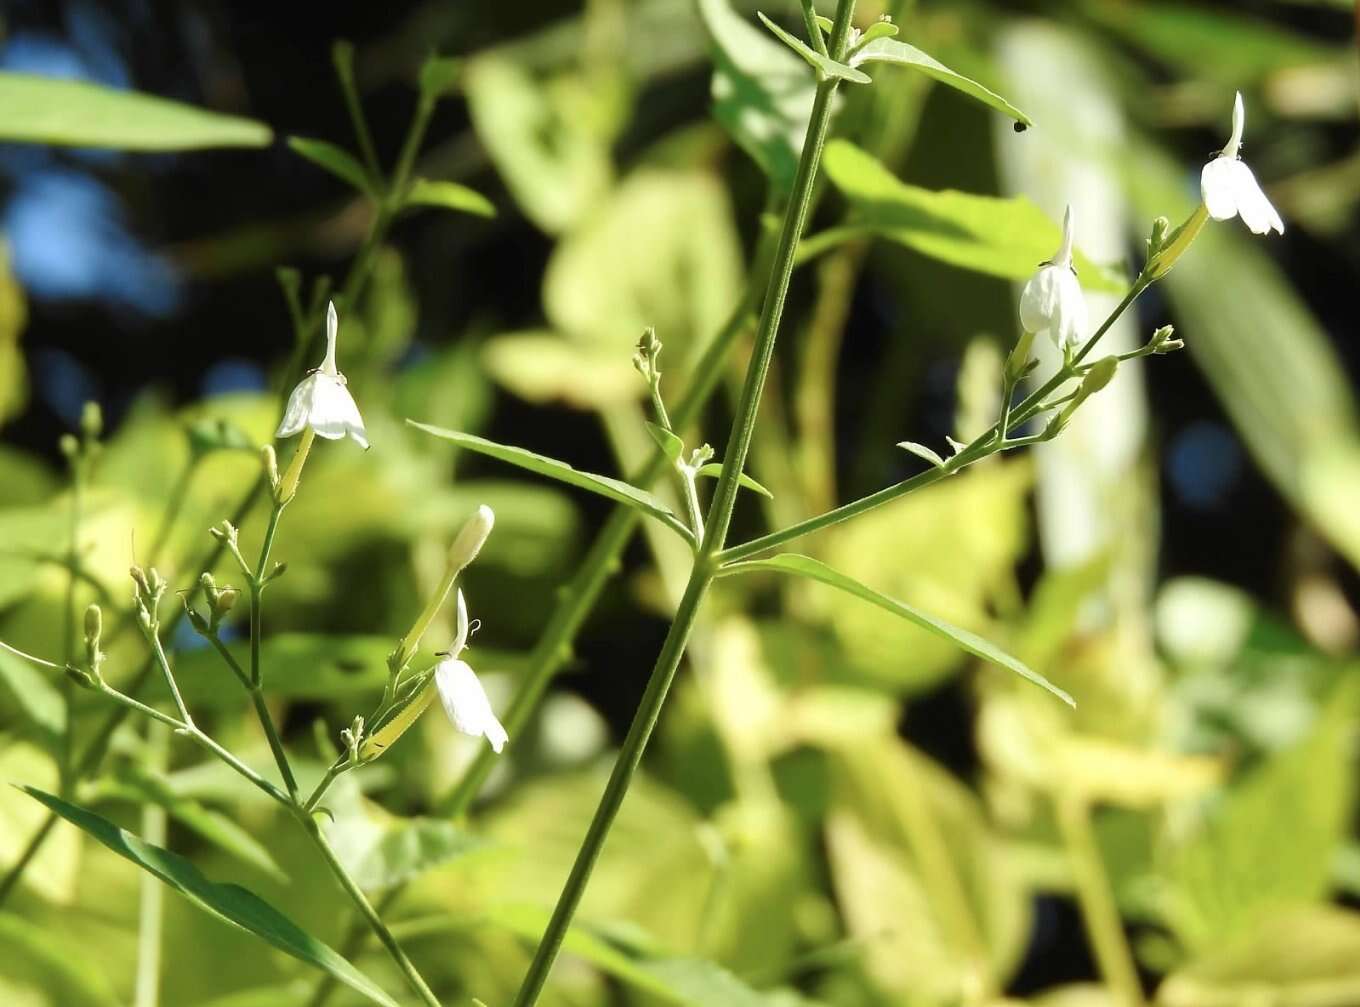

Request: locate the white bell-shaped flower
(1200, 92), (1283, 236)
(1020, 206), (1087, 350)
(276, 301), (369, 448)
(434, 590), (507, 753)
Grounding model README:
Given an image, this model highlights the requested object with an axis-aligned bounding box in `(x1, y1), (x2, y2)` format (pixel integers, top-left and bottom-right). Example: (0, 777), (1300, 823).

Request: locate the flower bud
(214, 587), (239, 615)
(1146, 216), (1171, 257)
(262, 444), (280, 496)
(80, 401), (103, 441)
(59, 434), (79, 460)
(83, 603), (104, 674)
(1005, 329), (1037, 385)
(199, 571), (220, 605)
(1144, 205), (1209, 281)
(449, 505), (495, 571)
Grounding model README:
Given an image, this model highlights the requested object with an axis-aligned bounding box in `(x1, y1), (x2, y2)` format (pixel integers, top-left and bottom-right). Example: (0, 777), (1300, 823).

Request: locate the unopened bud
(1076, 356), (1119, 401)
(214, 587), (239, 615)
(59, 434), (79, 459)
(449, 505), (495, 571)
(1144, 204), (1209, 281)
(1005, 329), (1037, 385)
(1146, 216), (1171, 256)
(210, 521), (239, 548)
(130, 564), (151, 597)
(262, 444), (280, 495)
(199, 571), (220, 605)
(83, 603), (103, 674)
(80, 401), (103, 441)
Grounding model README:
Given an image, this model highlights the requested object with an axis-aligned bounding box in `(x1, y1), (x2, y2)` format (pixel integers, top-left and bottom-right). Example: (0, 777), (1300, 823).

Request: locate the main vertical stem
(510, 7), (856, 1004)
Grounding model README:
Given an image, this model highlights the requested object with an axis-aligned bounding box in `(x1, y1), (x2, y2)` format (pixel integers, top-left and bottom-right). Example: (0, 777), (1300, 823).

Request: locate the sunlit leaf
(849, 38), (1031, 125)
(0, 746), (79, 902)
(21, 787), (398, 1006)
(820, 140), (1125, 290)
(483, 332), (641, 410)
(1161, 907), (1360, 1007)
(403, 178), (496, 218)
(407, 422), (691, 542)
(694, 463), (774, 499)
(287, 137), (375, 196)
(725, 553), (1073, 705)
(0, 72), (272, 149)
(696, 0), (819, 192)
(755, 14), (871, 84)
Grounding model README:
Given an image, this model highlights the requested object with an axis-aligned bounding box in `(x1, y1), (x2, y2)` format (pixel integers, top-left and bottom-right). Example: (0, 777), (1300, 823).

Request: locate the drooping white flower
(1200, 92), (1283, 236)
(1020, 206), (1087, 350)
(434, 590), (507, 753)
(275, 301), (369, 448)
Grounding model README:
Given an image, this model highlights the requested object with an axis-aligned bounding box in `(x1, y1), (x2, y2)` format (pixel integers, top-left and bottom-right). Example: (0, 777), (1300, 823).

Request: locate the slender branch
(133, 721), (168, 1007)
(300, 813), (441, 1007)
(144, 623), (194, 729)
(716, 279), (1149, 565)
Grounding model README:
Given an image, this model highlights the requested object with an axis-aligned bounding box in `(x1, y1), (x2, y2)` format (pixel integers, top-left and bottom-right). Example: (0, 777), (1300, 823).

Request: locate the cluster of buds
(184, 572), (240, 637)
(59, 401), (104, 473)
(340, 715), (365, 765)
(130, 564), (169, 634)
(631, 327), (663, 386)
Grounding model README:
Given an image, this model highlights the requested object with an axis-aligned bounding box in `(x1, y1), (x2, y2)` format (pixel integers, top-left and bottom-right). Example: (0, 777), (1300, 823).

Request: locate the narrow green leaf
(726, 554), (1074, 706)
(403, 178), (495, 218)
(0, 72), (272, 149)
(645, 422), (685, 463)
(695, 463), (774, 499)
(848, 39), (1031, 126)
(757, 13), (872, 84)
(821, 140), (1124, 291)
(407, 421), (692, 542)
(852, 20), (899, 47)
(896, 441), (947, 469)
(287, 137), (375, 196)
(97, 769), (288, 882)
(18, 786), (399, 1007)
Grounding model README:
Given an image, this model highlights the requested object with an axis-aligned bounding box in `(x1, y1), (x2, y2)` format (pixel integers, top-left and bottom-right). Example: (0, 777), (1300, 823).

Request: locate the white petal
(275, 374), (319, 439)
(321, 301), (339, 375)
(306, 374), (369, 447)
(1201, 157), (1241, 221)
(1020, 266), (1056, 334)
(1229, 161), (1284, 235)
(1052, 269), (1088, 348)
(1054, 205), (1075, 268)
(435, 658), (507, 753)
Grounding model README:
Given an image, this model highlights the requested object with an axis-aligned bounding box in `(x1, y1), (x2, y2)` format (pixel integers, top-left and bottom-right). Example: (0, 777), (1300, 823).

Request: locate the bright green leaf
(896, 441), (947, 469)
(407, 422), (692, 543)
(695, 463), (774, 499)
(820, 140), (1124, 290)
(403, 178), (495, 218)
(19, 786), (399, 1007)
(287, 137), (374, 196)
(725, 553), (1073, 706)
(645, 422), (685, 463)
(848, 38), (1031, 125)
(756, 13), (871, 84)
(0, 72), (272, 149)
(697, 0), (820, 194)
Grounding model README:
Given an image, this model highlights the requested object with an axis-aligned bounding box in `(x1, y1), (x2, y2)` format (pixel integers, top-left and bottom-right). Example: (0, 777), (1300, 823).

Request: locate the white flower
(1020, 205), (1087, 350)
(275, 301), (369, 448)
(434, 590), (507, 753)
(1200, 92), (1283, 236)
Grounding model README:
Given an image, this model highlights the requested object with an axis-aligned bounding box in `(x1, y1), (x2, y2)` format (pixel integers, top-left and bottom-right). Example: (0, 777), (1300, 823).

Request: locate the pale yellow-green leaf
(0, 745), (79, 903)
(482, 331), (640, 409)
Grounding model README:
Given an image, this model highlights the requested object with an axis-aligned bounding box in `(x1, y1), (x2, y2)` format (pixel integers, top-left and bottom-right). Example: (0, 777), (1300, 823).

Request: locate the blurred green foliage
(1, 1), (1358, 1006)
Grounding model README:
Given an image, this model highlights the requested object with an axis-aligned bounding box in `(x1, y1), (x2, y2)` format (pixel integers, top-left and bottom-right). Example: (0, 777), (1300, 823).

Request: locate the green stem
(134, 721), (168, 1007)
(59, 462), (84, 794)
(717, 279), (1149, 565)
(1057, 795), (1146, 1007)
(145, 626), (194, 729)
(243, 501), (300, 800)
(299, 814), (441, 1007)
(510, 8), (858, 1004)
(333, 42), (384, 188)
(305, 888), (403, 1007)
(251, 688), (299, 801)
(511, 573), (715, 1006)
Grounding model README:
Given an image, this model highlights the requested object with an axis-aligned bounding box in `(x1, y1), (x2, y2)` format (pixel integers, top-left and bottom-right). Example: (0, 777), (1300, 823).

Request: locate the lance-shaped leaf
(897, 441), (948, 469)
(408, 422), (694, 544)
(0, 72), (271, 149)
(287, 137), (375, 196)
(18, 786), (399, 1007)
(645, 422), (685, 463)
(757, 13), (871, 84)
(403, 178), (496, 219)
(694, 463), (774, 499)
(848, 39), (1031, 126)
(722, 554), (1073, 706)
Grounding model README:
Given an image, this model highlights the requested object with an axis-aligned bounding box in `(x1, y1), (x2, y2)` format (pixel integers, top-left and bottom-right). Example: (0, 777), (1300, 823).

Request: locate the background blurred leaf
(0, 913), (119, 1006)
(821, 140), (1125, 290)
(286, 137), (375, 196)
(0, 72), (272, 149)
(696, 0), (819, 194)
(21, 786), (399, 1007)
(0, 745), (79, 902)
(482, 331), (640, 410)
